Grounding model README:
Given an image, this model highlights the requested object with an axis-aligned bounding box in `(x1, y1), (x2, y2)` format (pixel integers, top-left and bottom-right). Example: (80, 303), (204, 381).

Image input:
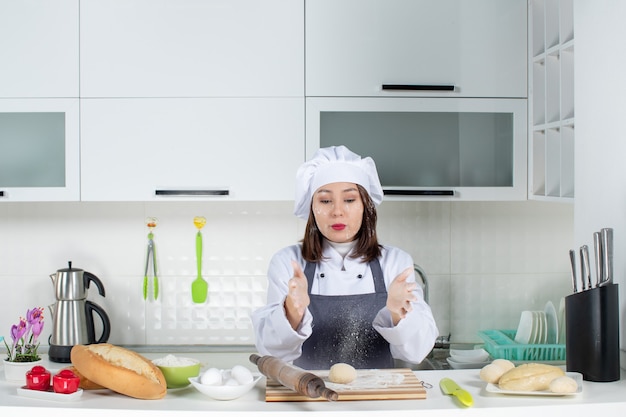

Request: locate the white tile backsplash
(0, 200), (573, 348)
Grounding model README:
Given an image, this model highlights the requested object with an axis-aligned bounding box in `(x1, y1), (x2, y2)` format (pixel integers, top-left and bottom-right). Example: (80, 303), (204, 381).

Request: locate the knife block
(565, 283), (620, 382)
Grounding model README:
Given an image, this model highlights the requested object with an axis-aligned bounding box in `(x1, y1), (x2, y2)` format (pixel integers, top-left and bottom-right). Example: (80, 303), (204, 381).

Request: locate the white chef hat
(293, 145), (384, 219)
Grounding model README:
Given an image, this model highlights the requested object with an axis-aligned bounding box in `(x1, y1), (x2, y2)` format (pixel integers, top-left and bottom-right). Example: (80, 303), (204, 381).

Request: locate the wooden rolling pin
(250, 354), (338, 401)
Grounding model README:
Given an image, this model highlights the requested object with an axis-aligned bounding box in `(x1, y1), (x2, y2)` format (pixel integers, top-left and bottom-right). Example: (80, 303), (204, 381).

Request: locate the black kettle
(48, 262), (111, 363)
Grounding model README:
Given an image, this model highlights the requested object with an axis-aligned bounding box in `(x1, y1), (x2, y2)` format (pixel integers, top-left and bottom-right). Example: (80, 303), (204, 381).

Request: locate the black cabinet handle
(384, 189), (455, 196)
(382, 84), (455, 91)
(155, 189), (229, 196)
(0, 190), (4, 197)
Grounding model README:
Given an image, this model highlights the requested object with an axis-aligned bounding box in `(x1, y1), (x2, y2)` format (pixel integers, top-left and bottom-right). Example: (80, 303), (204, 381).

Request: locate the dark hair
(301, 184), (382, 263)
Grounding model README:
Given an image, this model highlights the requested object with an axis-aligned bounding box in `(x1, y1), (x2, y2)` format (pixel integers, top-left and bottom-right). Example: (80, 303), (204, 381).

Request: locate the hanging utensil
(191, 216), (208, 303)
(143, 217), (159, 300)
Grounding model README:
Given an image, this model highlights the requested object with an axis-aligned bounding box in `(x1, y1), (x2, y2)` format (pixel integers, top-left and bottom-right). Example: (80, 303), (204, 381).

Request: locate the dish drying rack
(477, 330), (566, 362)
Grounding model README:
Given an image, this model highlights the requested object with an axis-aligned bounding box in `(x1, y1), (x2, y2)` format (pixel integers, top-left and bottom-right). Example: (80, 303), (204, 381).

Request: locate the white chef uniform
(252, 145), (438, 367)
(251, 241), (439, 365)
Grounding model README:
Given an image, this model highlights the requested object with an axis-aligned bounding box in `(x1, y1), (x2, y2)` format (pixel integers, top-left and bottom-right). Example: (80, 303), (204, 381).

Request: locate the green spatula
(191, 216), (208, 303)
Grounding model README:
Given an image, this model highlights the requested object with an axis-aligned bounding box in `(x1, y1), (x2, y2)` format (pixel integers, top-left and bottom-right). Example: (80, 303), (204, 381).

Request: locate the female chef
(252, 146), (438, 370)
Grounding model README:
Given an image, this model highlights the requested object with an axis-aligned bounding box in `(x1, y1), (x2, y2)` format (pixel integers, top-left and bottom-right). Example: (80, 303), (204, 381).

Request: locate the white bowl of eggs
(188, 365), (263, 400)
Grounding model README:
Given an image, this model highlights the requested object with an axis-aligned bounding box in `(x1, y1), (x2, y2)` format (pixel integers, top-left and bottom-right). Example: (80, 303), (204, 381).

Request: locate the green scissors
(143, 217), (159, 301)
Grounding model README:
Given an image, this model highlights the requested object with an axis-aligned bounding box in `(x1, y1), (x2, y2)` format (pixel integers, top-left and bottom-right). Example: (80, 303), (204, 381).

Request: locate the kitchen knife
(600, 228), (613, 286)
(581, 245), (592, 290)
(440, 377), (473, 407)
(593, 232), (603, 288)
(569, 249), (578, 293)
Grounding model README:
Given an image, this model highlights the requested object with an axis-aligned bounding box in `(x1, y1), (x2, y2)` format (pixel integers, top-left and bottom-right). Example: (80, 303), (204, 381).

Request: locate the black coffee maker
(48, 262), (111, 363)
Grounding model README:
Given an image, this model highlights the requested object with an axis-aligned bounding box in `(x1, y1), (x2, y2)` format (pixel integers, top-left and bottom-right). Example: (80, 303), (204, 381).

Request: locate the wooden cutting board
(265, 368), (427, 402)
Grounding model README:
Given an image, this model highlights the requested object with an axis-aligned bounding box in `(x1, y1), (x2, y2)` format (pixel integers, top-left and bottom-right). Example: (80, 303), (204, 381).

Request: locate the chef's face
(311, 182), (364, 243)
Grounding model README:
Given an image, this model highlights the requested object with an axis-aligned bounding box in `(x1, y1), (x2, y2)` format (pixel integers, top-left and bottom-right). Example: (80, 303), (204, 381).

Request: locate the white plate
(486, 372), (582, 396)
(449, 348), (489, 363)
(446, 357), (491, 369)
(532, 311), (547, 344)
(514, 311), (534, 344)
(529, 311), (539, 344)
(544, 301), (558, 344)
(17, 386), (83, 402)
(558, 297), (566, 344)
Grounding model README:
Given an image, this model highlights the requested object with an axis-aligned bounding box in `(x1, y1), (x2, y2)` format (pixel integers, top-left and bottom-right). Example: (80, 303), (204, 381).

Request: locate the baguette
(70, 343), (167, 399)
(62, 365), (106, 390)
(498, 363), (565, 391)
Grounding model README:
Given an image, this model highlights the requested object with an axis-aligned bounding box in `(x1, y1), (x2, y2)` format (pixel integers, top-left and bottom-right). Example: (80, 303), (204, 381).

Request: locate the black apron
(293, 259), (394, 370)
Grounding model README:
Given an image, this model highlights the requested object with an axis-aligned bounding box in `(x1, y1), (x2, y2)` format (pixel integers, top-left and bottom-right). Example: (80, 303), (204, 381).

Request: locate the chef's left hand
(386, 267), (418, 325)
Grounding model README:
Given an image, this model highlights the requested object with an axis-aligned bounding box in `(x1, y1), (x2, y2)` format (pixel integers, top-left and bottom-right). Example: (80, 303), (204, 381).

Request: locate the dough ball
(492, 359), (515, 372)
(328, 363), (357, 384)
(480, 363), (506, 383)
(479, 359), (514, 383)
(549, 376), (578, 393)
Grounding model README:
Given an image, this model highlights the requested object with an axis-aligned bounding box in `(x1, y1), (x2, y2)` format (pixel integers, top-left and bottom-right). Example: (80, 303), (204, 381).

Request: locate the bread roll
(479, 359), (515, 383)
(480, 364), (505, 383)
(71, 344), (167, 399)
(491, 359), (515, 373)
(498, 363), (565, 391)
(549, 376), (578, 393)
(63, 366), (106, 390)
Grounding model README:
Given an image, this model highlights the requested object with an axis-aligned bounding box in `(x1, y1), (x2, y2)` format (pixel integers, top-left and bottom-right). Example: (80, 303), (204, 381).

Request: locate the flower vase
(3, 359), (43, 383)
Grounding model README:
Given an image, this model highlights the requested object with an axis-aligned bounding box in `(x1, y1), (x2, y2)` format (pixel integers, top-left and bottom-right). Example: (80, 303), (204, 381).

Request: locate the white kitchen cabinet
(80, 98), (304, 201)
(306, 0), (527, 98)
(306, 97), (528, 201)
(0, 0), (79, 98)
(529, 0), (575, 201)
(80, 0), (303, 98)
(0, 99), (80, 201)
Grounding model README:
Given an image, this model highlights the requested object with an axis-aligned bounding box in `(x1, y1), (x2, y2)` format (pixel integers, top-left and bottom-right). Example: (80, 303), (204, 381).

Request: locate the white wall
(0, 200), (572, 348)
(574, 0), (626, 362)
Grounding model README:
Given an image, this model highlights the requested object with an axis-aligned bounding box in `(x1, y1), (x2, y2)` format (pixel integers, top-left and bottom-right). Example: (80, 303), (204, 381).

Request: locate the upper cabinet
(80, 98), (303, 201)
(305, 0), (528, 201)
(78, 0), (305, 201)
(0, 0), (79, 98)
(305, 0), (527, 98)
(306, 97), (527, 201)
(528, 0), (575, 201)
(0, 99), (80, 201)
(80, 0), (303, 98)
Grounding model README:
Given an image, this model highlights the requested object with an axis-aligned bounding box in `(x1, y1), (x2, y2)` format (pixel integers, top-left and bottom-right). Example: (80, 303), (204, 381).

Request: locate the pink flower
(27, 307), (45, 342)
(10, 318), (27, 342)
(5, 307), (45, 362)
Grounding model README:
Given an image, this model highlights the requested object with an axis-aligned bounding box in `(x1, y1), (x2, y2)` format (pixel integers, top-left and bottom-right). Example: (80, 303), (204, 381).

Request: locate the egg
(224, 378), (240, 386)
(200, 367), (223, 386)
(230, 365), (254, 385)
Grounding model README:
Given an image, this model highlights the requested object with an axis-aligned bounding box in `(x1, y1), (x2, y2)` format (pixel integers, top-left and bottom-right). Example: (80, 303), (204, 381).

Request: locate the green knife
(440, 377), (474, 407)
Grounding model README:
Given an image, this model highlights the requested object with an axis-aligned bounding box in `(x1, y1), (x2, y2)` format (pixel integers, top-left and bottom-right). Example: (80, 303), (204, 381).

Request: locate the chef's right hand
(386, 267), (418, 325)
(284, 260), (310, 330)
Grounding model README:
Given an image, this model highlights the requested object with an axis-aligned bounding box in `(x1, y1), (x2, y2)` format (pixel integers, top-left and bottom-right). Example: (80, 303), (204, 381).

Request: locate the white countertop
(2, 353), (626, 417)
